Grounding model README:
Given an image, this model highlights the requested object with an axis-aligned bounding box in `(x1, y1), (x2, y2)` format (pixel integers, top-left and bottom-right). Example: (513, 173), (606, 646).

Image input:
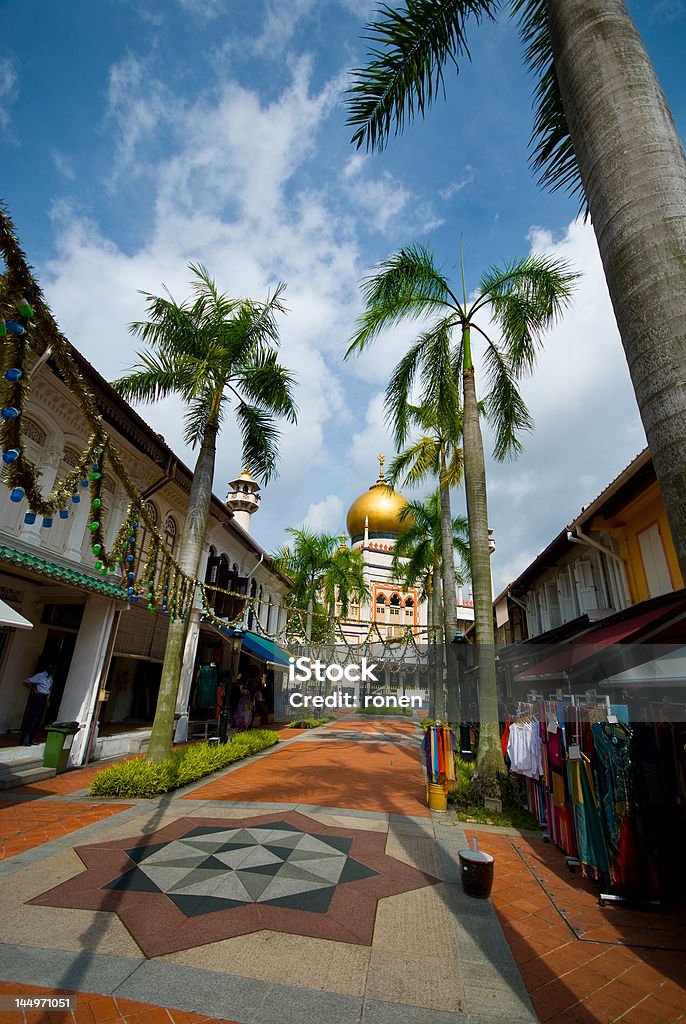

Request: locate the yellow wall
(590, 481), (683, 604)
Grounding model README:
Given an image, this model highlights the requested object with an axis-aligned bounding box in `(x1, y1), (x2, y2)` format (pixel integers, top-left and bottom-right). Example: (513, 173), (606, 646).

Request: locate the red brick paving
(184, 737), (429, 816)
(0, 799), (131, 860)
(465, 829), (686, 1024)
(0, 982), (237, 1024)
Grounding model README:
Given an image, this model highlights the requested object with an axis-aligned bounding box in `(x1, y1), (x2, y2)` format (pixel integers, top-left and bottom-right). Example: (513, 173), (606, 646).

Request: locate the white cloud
(177, 0), (225, 20)
(482, 217), (646, 593)
(439, 166), (476, 201)
(52, 151), (76, 181)
(304, 494), (345, 532)
(0, 57), (18, 128)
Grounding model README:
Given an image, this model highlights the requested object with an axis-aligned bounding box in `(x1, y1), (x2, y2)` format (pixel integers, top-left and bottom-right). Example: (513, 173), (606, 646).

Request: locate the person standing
(21, 664), (55, 746)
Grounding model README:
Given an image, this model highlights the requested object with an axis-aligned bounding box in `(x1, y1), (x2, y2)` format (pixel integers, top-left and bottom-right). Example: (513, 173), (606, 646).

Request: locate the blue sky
(2, 0), (685, 592)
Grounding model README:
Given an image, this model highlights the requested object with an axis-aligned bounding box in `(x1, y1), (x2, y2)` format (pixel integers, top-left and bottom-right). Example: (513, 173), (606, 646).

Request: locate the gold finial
(377, 452), (386, 482)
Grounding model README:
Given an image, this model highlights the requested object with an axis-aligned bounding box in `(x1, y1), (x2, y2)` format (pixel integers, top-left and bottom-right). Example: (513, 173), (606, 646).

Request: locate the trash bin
(43, 721), (80, 774)
(458, 844), (494, 899)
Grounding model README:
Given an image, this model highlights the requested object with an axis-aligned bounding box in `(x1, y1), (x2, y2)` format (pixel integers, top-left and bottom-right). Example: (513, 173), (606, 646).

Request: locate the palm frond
(482, 340), (534, 461)
(235, 401), (282, 483)
(475, 254), (577, 374)
(511, 0), (585, 206)
(346, 244), (457, 357)
(110, 350), (202, 404)
(388, 435), (441, 487)
(346, 0), (499, 152)
(237, 350), (298, 423)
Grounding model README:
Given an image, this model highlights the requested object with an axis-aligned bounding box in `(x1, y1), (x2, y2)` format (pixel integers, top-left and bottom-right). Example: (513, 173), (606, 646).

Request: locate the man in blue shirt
(21, 664), (56, 746)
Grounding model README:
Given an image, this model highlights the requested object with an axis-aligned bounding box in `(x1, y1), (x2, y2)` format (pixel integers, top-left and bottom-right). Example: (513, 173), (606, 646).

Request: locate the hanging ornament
(42, 517), (53, 528)
(2, 449), (20, 464)
(4, 368), (22, 382)
(17, 297), (34, 318)
(6, 321), (26, 335)
(0, 320), (6, 337)
(24, 512), (36, 525)
(1, 407), (20, 420)
(59, 509), (69, 519)
(10, 487), (24, 503)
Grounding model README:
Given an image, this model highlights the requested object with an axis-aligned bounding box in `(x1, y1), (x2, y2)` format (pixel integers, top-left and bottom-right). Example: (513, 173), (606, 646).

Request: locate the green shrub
(89, 729), (279, 798)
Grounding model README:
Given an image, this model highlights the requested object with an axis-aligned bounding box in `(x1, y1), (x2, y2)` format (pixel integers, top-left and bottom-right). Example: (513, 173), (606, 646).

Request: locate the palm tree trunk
(147, 419), (219, 762)
(439, 444), (461, 725)
(549, 0), (686, 582)
(431, 560), (444, 719)
(462, 352), (504, 780)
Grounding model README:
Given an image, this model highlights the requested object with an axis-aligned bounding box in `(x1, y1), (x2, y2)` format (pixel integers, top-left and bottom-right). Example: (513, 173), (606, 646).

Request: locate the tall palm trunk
(430, 558), (444, 719)
(439, 445), (460, 724)
(147, 419), (219, 761)
(461, 331), (504, 779)
(550, 0), (686, 581)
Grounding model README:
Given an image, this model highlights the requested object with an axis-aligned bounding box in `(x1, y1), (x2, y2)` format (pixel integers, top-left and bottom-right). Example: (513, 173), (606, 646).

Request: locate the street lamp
(218, 628), (243, 743)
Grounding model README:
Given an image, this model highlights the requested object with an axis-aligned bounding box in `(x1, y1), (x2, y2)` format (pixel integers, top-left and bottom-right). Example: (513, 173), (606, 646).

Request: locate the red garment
(501, 721), (511, 759)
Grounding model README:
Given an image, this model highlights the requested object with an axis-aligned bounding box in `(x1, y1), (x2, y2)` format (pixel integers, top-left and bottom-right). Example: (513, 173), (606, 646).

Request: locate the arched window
(163, 515), (177, 553)
(135, 501), (158, 577)
(376, 594), (386, 604)
(404, 597), (414, 607)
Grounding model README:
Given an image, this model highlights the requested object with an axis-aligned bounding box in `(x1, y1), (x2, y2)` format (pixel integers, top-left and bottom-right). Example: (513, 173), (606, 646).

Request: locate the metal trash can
(43, 721), (80, 774)
(458, 846), (495, 899)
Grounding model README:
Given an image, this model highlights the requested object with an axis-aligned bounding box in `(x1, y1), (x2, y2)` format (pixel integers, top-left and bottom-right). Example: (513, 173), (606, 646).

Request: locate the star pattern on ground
(29, 811), (439, 956)
(103, 821), (378, 916)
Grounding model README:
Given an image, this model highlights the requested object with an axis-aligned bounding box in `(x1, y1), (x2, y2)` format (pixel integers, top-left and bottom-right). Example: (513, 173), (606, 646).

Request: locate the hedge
(89, 729), (279, 798)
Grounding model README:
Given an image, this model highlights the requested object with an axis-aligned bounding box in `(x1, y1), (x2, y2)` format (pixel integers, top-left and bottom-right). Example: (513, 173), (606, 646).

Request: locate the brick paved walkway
(0, 717), (682, 1024)
(464, 828), (686, 1024)
(0, 799), (132, 861)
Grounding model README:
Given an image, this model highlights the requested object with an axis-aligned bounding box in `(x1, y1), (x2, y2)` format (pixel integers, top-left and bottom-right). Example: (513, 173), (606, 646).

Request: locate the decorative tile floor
(31, 811), (439, 956)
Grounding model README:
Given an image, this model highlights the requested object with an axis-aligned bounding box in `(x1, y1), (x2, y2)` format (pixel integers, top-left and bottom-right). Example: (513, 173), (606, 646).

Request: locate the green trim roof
(0, 544), (128, 600)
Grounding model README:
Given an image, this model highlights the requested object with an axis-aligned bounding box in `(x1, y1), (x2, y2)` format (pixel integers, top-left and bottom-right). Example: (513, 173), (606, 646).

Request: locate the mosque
(336, 455), (474, 647)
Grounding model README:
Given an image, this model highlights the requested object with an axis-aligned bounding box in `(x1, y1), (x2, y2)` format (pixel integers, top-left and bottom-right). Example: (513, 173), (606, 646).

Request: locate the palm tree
(346, 0), (686, 588)
(274, 527), (369, 640)
(392, 492), (469, 718)
(387, 403), (465, 719)
(112, 263), (297, 761)
(347, 243), (575, 779)
(323, 542), (370, 629)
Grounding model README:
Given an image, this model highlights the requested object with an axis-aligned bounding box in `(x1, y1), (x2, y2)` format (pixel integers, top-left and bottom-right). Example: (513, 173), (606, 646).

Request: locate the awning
(0, 597), (33, 630)
(0, 543), (128, 600)
(203, 619), (292, 668)
(516, 599), (684, 680)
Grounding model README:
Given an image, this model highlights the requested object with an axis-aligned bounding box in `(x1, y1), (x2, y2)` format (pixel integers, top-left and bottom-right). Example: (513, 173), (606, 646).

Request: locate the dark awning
(202, 619), (292, 668)
(516, 599), (684, 680)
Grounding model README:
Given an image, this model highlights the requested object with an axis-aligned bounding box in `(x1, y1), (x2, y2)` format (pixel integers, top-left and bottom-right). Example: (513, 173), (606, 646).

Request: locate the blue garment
(25, 670), (53, 695)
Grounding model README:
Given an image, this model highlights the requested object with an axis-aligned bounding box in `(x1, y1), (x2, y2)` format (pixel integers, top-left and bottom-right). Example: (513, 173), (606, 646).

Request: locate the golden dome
(346, 455), (413, 541)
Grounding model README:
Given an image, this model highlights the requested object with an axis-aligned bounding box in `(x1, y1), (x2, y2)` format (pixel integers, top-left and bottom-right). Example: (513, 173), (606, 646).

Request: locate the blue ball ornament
(4, 368), (23, 382)
(80, 480), (89, 488)
(1, 407), (20, 420)
(10, 487), (24, 503)
(126, 554), (134, 562)
(6, 321), (26, 335)
(71, 494), (80, 503)
(42, 517), (53, 528)
(24, 512), (36, 525)
(2, 449), (20, 464)
(59, 509), (69, 519)
(127, 572), (134, 580)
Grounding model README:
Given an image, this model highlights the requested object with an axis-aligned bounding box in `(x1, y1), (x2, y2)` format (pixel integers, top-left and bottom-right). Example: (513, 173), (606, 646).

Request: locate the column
(56, 594), (117, 766)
